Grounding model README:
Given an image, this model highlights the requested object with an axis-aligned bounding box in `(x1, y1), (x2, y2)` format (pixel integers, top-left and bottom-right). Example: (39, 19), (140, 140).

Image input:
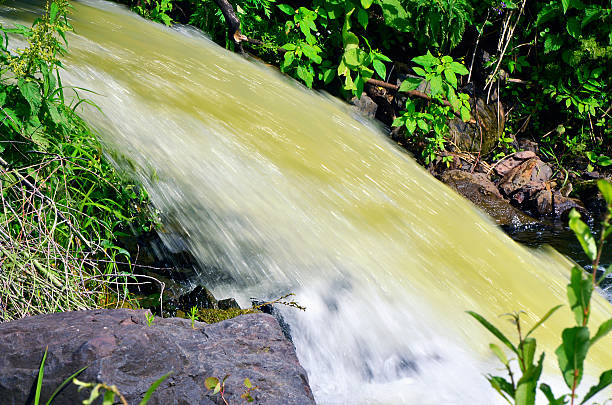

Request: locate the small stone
(514, 150), (536, 160)
(350, 93), (377, 119)
(218, 298), (241, 310)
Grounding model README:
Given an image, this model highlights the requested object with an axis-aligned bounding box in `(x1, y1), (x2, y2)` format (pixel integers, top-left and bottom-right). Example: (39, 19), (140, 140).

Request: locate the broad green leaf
(518, 338), (537, 372)
(103, 391), (115, 405)
(581, 369), (612, 404)
(466, 311), (517, 354)
(405, 118), (417, 134)
(282, 51), (295, 69)
(301, 44), (321, 64)
(566, 17), (581, 39)
(589, 318), (612, 348)
(244, 378), (252, 389)
(296, 65), (313, 87)
(392, 116), (406, 127)
(567, 265), (593, 325)
(277, 4), (295, 15)
(213, 382), (221, 395)
(556, 326), (590, 389)
(357, 8), (368, 29)
(399, 77), (422, 92)
(526, 305), (563, 337)
(139, 372), (172, 405)
(205, 377), (219, 390)
(411, 66), (427, 78)
(568, 209), (597, 261)
(376, 0), (409, 31)
(412, 51), (439, 68)
(430, 75), (443, 96)
(444, 69), (457, 89)
(449, 61), (469, 75)
(322, 68), (335, 84)
(18, 79), (42, 114)
(282, 43), (297, 51)
(372, 59), (386, 80)
(597, 180), (612, 206)
(0, 92), (6, 107)
(355, 74), (365, 97)
(460, 106), (471, 122)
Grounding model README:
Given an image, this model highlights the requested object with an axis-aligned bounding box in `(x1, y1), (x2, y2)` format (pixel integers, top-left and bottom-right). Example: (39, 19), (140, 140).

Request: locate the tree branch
(211, 0), (246, 52)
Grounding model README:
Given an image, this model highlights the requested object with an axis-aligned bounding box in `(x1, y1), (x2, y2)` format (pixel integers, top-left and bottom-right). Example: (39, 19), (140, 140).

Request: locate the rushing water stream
(2, 1), (612, 403)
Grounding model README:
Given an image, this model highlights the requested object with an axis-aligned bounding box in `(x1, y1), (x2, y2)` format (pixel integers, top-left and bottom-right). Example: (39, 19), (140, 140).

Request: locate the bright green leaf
(277, 4), (295, 15)
(372, 59), (386, 80)
(556, 326), (590, 389)
(568, 209), (597, 261)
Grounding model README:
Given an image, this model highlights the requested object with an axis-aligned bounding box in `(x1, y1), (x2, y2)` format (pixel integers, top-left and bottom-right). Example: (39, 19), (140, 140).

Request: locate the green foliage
(73, 372), (171, 405)
(145, 311), (155, 326)
(134, 0), (174, 26)
(0, 1), (157, 321)
(469, 179), (612, 405)
(205, 375), (257, 404)
(392, 52), (471, 163)
(401, 0), (473, 52)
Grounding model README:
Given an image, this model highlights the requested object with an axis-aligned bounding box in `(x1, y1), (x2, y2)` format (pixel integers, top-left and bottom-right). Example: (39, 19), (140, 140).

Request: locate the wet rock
(440, 170), (538, 227)
(553, 191), (585, 218)
(178, 285), (218, 309)
(0, 309), (314, 405)
(218, 298), (240, 310)
(532, 187), (553, 216)
(448, 97), (505, 156)
(351, 93), (378, 119)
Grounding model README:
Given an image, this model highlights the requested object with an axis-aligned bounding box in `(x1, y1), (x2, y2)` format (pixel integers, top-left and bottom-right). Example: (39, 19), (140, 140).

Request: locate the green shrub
(0, 0), (157, 321)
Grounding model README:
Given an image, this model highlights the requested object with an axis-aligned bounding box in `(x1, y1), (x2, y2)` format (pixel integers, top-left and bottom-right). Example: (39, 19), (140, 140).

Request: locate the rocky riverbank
(0, 309), (315, 404)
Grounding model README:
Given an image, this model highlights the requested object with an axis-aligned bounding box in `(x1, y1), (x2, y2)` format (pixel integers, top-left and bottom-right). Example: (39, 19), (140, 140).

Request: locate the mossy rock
(177, 308), (260, 324)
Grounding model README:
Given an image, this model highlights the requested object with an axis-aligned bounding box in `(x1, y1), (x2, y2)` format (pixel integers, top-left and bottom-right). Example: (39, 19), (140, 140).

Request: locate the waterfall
(2, 1), (611, 402)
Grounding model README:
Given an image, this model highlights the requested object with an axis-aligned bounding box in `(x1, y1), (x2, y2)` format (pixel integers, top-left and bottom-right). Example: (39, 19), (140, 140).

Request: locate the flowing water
(2, 1), (612, 403)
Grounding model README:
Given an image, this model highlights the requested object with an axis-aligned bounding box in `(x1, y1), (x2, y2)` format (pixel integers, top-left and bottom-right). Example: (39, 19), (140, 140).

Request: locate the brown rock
(493, 151), (536, 177)
(499, 158), (553, 197)
(553, 191), (585, 218)
(0, 309), (315, 405)
(532, 188), (553, 216)
(441, 170), (538, 226)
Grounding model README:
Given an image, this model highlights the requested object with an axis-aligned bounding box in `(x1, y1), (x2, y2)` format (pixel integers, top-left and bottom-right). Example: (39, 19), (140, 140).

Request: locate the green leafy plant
(205, 375), (257, 404)
(73, 372), (171, 405)
(393, 52), (471, 163)
(134, 0), (174, 26)
(0, 0), (158, 322)
(189, 305), (198, 328)
(469, 179), (612, 405)
(145, 311), (155, 326)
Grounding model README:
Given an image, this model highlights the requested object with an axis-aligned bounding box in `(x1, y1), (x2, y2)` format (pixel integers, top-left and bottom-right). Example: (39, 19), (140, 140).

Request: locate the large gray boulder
(0, 309), (315, 405)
